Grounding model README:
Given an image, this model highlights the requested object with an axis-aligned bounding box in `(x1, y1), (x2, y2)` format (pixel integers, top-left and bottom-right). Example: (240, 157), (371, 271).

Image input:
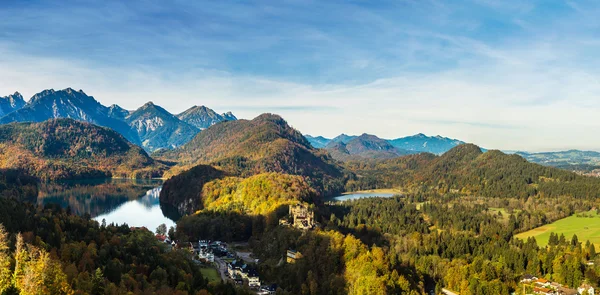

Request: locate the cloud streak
(1, 0), (600, 152)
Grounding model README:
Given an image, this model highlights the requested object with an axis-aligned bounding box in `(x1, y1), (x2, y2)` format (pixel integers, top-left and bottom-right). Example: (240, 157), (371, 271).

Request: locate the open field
(515, 210), (600, 247)
(200, 267), (221, 283)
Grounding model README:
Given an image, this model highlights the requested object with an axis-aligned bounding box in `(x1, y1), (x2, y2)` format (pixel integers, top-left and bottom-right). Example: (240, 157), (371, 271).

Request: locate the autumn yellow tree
(13, 233), (27, 292)
(0, 225), (13, 293)
(12, 233), (73, 295)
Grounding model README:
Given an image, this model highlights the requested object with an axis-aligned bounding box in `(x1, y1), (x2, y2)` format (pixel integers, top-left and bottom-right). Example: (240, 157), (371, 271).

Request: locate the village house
(526, 277), (585, 295)
(521, 274), (538, 284)
(227, 260), (261, 288)
(286, 249), (302, 264)
(578, 284), (595, 295)
(198, 248), (215, 263)
(557, 286), (579, 295)
(197, 240), (215, 263)
(533, 287), (553, 295)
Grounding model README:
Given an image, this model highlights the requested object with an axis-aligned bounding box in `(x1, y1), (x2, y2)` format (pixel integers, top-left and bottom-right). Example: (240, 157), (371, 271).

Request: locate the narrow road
(214, 257), (229, 282)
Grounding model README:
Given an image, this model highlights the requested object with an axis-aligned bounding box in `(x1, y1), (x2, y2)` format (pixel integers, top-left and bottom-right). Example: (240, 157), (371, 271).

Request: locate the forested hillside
(0, 119), (165, 180)
(319, 195), (600, 294)
(344, 144), (600, 199)
(159, 114), (347, 212)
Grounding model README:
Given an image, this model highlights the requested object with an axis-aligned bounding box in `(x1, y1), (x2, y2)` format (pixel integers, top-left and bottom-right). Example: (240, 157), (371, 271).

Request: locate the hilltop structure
(283, 204), (315, 230)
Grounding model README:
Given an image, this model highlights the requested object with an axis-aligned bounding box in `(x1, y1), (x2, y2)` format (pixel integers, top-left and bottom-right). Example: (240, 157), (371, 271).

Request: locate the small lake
(37, 179), (179, 231)
(328, 192), (396, 202)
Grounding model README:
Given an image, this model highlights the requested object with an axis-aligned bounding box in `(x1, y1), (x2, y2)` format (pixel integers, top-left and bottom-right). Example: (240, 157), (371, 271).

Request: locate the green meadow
(515, 210), (600, 247)
(199, 267), (221, 283)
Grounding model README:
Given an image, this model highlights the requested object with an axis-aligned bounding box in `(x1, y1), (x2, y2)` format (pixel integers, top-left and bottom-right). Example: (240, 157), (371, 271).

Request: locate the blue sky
(1, 0), (600, 151)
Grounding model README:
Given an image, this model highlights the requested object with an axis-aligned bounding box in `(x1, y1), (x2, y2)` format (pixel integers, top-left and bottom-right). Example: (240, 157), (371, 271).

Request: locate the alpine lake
(36, 179), (396, 230)
(36, 178), (179, 231)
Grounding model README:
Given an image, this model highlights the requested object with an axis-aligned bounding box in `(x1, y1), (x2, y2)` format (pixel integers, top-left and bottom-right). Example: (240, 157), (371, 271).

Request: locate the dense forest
(0, 169), (251, 295)
(321, 195), (600, 294)
(343, 144), (600, 200)
(167, 143), (600, 294)
(0, 119), (165, 180)
(173, 192), (600, 294)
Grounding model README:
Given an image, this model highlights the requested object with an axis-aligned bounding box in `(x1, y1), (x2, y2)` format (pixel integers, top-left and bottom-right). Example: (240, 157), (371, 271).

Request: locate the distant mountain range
(516, 150), (600, 172)
(4, 88), (600, 175)
(307, 133), (465, 157)
(388, 133), (465, 154)
(176, 105), (237, 130)
(0, 88), (236, 152)
(325, 133), (414, 161)
(0, 92), (26, 117)
(126, 102), (200, 152)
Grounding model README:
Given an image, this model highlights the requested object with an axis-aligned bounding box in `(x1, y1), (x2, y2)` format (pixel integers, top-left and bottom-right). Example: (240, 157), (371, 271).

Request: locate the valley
(4, 2), (600, 294)
(2, 105), (600, 294)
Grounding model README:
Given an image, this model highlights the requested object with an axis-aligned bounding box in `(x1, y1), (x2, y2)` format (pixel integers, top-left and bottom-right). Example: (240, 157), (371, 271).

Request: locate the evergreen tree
(156, 223), (167, 236)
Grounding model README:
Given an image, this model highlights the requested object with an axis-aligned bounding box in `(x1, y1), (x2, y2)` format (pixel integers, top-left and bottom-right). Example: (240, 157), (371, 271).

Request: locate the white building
(578, 284), (595, 295)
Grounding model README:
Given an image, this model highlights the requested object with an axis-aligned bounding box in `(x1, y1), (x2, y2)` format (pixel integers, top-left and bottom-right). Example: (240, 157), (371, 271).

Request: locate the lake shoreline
(342, 188), (403, 195)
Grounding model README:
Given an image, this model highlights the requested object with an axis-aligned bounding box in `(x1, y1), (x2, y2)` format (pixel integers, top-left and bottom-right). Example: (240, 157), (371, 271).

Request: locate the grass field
(200, 267), (221, 283)
(515, 210), (600, 247)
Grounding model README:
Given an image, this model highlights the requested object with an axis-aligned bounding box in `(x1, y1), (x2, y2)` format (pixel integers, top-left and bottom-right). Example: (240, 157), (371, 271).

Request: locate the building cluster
(157, 234), (194, 252)
(279, 203), (316, 230)
(227, 260), (261, 288)
(157, 236), (277, 292)
(521, 275), (595, 295)
(198, 240), (222, 263)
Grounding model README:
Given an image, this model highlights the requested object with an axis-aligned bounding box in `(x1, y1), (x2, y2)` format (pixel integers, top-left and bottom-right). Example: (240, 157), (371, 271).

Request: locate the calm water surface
(38, 179), (178, 231)
(329, 192), (395, 201)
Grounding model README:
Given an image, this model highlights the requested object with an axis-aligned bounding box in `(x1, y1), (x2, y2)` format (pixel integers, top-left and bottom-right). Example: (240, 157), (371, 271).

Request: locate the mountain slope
(159, 114), (346, 212)
(0, 92), (26, 117)
(176, 105), (237, 129)
(0, 88), (140, 144)
(0, 88), (238, 152)
(331, 134), (357, 144)
(0, 119), (164, 180)
(310, 132), (465, 155)
(344, 144), (600, 199)
(388, 133), (464, 155)
(325, 133), (414, 161)
(107, 104), (130, 120)
(305, 135), (331, 148)
(126, 102), (199, 151)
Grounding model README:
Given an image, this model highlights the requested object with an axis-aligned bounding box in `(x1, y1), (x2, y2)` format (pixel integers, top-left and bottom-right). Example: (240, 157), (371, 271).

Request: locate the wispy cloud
(1, 0), (600, 151)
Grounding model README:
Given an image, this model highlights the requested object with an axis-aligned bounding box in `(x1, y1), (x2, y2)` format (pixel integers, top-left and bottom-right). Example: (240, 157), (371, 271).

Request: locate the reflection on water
(328, 192), (395, 202)
(38, 179), (179, 230)
(93, 186), (178, 230)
